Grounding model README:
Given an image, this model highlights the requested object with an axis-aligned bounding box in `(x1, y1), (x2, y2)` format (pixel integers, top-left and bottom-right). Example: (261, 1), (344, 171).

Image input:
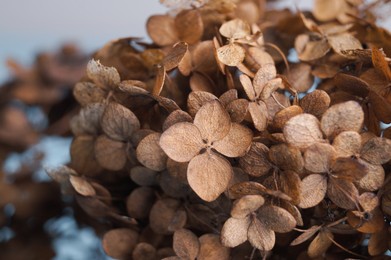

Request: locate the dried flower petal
(248, 218), (275, 251)
(217, 44), (245, 66)
(95, 135), (127, 171)
(307, 229), (333, 258)
(213, 123), (253, 158)
(304, 143), (336, 173)
(239, 142), (272, 177)
(173, 229), (200, 260)
(87, 59), (120, 89)
(187, 152), (233, 202)
(298, 174), (327, 208)
(284, 114), (323, 149)
(137, 133), (168, 171)
(258, 205), (296, 233)
(231, 195), (265, 219)
(221, 217), (250, 247)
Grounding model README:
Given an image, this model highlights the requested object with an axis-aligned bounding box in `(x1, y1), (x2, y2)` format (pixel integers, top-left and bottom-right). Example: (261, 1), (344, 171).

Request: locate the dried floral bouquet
(47, 0), (391, 259)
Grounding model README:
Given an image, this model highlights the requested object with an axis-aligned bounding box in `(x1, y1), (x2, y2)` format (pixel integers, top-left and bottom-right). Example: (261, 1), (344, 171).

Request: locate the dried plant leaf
(300, 90), (330, 119)
(147, 15), (178, 46)
(87, 59), (120, 89)
(304, 143), (336, 173)
(173, 229), (200, 260)
(332, 131), (361, 157)
(283, 114), (323, 149)
(217, 44), (245, 66)
(194, 100), (231, 142)
(213, 123), (253, 158)
(101, 102), (140, 141)
(221, 217), (250, 247)
(290, 225), (321, 246)
(360, 137), (391, 165)
(231, 195), (264, 219)
(175, 9), (203, 44)
(258, 205), (296, 233)
(321, 101), (364, 139)
(248, 217), (275, 251)
(69, 176), (96, 197)
(95, 135), (127, 171)
(298, 174), (327, 208)
(239, 142), (272, 177)
(187, 153), (233, 202)
(160, 122), (204, 163)
(307, 229), (333, 258)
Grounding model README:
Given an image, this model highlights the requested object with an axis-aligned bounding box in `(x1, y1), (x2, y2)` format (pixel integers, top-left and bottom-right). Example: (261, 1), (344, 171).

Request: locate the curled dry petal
(187, 152), (233, 202)
(321, 101), (364, 139)
(86, 59), (120, 89)
(283, 113), (323, 150)
(159, 122), (204, 163)
(69, 175), (96, 197)
(240, 74), (256, 101)
(194, 100), (231, 143)
(219, 19), (250, 39)
(295, 34), (330, 61)
(307, 229), (333, 259)
(298, 174), (327, 208)
(253, 64), (277, 94)
(213, 123), (253, 158)
(328, 33), (362, 57)
(221, 217), (251, 247)
(248, 218), (275, 251)
(231, 195), (265, 219)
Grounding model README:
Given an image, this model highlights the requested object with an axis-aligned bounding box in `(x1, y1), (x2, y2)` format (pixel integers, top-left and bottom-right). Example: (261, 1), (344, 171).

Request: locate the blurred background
(0, 0), (390, 259)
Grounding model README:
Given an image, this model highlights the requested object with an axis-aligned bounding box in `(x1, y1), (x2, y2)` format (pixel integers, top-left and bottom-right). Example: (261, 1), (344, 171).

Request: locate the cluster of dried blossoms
(47, 0), (391, 259)
(0, 45), (88, 258)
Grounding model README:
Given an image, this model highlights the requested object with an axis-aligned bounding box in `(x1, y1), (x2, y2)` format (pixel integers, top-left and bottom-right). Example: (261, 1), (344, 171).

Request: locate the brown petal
(298, 174), (327, 209)
(189, 73), (215, 93)
(304, 143), (336, 173)
(279, 171), (302, 205)
(71, 103), (104, 136)
(358, 192), (379, 213)
(368, 228), (389, 256)
(159, 122), (204, 163)
(221, 217), (251, 247)
(248, 217), (275, 251)
(225, 99), (249, 123)
(260, 78), (283, 100)
(69, 176), (96, 197)
(198, 234), (230, 260)
(187, 152), (233, 202)
(239, 142), (272, 177)
(259, 205), (296, 233)
(219, 89), (238, 107)
(147, 15), (178, 46)
(194, 100), (231, 142)
(372, 47), (391, 81)
(327, 178), (358, 210)
(175, 9), (203, 44)
(136, 133), (168, 171)
(86, 59), (120, 89)
(300, 90), (330, 119)
(347, 208), (385, 233)
(290, 225), (321, 246)
(187, 91), (218, 117)
(283, 114), (323, 150)
(328, 33), (362, 57)
(213, 123), (253, 158)
(240, 74), (256, 101)
(126, 187), (156, 219)
(70, 136), (102, 177)
(313, 0), (346, 21)
(173, 229), (200, 260)
(332, 131), (361, 158)
(307, 229), (333, 258)
(295, 34), (330, 61)
(356, 159), (385, 192)
(217, 44), (245, 66)
(219, 19), (250, 39)
(73, 82), (106, 106)
(101, 102), (140, 141)
(321, 101), (364, 139)
(273, 105), (303, 130)
(130, 166), (158, 186)
(269, 144), (304, 172)
(163, 42), (189, 71)
(248, 101), (268, 131)
(231, 195), (265, 219)
(95, 135), (127, 171)
(253, 64), (277, 95)
(286, 63), (314, 93)
(163, 110), (193, 132)
(102, 228), (138, 259)
(149, 198), (181, 235)
(360, 137), (391, 165)
(132, 243), (157, 260)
